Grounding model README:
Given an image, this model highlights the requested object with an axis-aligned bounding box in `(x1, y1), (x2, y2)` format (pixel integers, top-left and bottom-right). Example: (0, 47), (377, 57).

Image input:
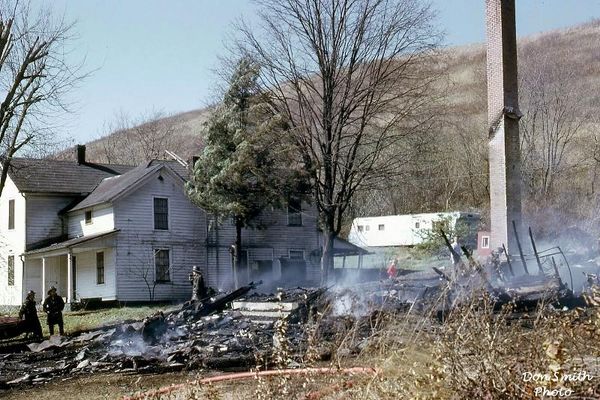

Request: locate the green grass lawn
(57, 304), (176, 335)
(3, 304), (176, 339)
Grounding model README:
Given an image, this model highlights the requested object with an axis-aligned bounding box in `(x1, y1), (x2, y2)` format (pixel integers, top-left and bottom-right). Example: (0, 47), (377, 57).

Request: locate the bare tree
(123, 230), (193, 301)
(238, 0), (441, 281)
(519, 50), (591, 198)
(0, 1), (83, 198)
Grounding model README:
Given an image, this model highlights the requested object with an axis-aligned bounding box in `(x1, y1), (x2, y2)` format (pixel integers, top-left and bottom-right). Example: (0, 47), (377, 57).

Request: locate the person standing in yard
(189, 266), (207, 301)
(19, 290), (43, 339)
(387, 258), (398, 279)
(43, 286), (65, 336)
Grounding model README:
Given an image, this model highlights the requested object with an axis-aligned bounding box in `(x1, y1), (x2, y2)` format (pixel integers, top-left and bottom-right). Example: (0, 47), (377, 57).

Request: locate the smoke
(109, 333), (154, 358)
(330, 290), (371, 318)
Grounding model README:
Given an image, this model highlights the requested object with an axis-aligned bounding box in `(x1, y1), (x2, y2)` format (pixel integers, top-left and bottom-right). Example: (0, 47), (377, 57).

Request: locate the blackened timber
(184, 281), (263, 317)
(502, 244), (515, 276)
(528, 227), (544, 274)
(461, 245), (493, 289)
(512, 220), (529, 274)
(440, 230), (461, 264)
(432, 267), (451, 281)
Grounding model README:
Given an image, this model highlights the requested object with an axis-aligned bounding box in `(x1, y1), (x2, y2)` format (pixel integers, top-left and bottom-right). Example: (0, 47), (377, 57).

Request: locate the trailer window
(481, 236), (490, 249)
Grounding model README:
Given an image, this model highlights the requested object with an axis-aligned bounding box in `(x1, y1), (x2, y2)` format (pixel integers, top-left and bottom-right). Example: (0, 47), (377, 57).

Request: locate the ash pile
(327, 227), (600, 320)
(0, 283), (328, 390)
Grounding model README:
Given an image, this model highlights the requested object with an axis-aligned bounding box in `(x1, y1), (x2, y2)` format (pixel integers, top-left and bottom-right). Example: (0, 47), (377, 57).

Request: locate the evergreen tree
(186, 58), (308, 288)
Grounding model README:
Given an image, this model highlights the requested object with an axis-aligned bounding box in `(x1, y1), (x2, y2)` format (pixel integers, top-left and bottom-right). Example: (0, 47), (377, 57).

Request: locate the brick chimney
(486, 0), (523, 252)
(76, 145), (86, 165)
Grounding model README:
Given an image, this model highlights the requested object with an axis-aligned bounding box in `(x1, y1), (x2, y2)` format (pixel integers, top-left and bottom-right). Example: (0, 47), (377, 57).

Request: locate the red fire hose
(122, 367), (379, 400)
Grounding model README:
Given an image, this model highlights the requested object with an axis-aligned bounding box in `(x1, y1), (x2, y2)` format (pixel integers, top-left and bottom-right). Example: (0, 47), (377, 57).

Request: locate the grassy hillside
(62, 20), (599, 167)
(57, 20), (600, 236)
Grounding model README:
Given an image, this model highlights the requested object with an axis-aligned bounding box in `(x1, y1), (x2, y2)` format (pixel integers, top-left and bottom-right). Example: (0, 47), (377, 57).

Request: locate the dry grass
(135, 286), (600, 400)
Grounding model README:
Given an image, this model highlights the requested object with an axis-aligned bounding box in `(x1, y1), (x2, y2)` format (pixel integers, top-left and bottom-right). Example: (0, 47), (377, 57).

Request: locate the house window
(415, 222), (420, 229)
(85, 210), (92, 225)
(8, 199), (14, 230)
(289, 250), (305, 259)
(357, 225), (364, 232)
(481, 236), (490, 249)
(155, 249), (170, 282)
(287, 198), (302, 226)
(365, 225), (370, 231)
(96, 252), (105, 284)
(153, 198), (169, 230)
(378, 224), (385, 231)
(7, 255), (14, 286)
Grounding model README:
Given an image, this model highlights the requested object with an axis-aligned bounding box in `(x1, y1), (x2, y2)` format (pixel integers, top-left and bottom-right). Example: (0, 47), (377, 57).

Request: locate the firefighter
(189, 266), (207, 302)
(43, 286), (65, 336)
(19, 290), (43, 340)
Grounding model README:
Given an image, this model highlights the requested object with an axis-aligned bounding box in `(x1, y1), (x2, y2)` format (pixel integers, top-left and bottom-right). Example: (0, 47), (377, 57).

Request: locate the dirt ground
(1, 371), (200, 400)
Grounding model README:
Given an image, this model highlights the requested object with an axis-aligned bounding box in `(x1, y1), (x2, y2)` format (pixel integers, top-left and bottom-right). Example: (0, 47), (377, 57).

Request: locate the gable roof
(68, 161), (185, 212)
(6, 158), (133, 195)
(147, 159), (189, 180)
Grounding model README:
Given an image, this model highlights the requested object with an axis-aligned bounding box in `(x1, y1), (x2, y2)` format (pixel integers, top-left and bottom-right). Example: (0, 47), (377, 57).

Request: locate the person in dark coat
(189, 266), (207, 302)
(19, 290), (43, 339)
(43, 286), (65, 335)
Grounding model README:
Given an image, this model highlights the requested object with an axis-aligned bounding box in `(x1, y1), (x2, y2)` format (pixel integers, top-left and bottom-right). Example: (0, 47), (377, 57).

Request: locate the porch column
(41, 257), (46, 298)
(67, 251), (73, 303)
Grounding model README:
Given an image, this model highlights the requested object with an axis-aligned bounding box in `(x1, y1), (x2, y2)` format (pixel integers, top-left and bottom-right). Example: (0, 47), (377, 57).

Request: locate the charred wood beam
(461, 245), (494, 289)
(512, 220), (529, 274)
(528, 227), (544, 274)
(502, 243), (515, 277)
(432, 267), (451, 281)
(557, 247), (574, 292)
(440, 229), (461, 264)
(195, 280), (262, 317)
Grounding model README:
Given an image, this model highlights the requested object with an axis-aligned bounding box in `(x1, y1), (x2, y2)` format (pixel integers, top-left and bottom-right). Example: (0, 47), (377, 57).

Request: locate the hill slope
(59, 20), (599, 167)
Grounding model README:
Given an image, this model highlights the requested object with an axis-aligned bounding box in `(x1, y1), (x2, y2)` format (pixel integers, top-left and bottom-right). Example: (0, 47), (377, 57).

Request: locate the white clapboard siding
(113, 168), (206, 302)
(68, 206), (115, 238)
(25, 195), (75, 246)
(0, 177), (26, 305)
(23, 258), (42, 299)
(204, 201), (322, 290)
(244, 202), (321, 283)
(74, 248), (117, 300)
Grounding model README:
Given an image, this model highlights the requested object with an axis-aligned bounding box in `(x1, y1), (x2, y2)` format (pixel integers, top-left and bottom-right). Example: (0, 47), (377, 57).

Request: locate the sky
(31, 0), (600, 144)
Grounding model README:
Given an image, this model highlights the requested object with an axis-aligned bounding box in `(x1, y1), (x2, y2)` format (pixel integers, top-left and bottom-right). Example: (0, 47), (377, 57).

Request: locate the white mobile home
(347, 212), (480, 248)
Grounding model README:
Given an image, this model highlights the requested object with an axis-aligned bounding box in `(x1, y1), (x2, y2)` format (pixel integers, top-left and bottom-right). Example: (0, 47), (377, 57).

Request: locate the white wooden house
(347, 212), (480, 248)
(0, 146), (342, 306)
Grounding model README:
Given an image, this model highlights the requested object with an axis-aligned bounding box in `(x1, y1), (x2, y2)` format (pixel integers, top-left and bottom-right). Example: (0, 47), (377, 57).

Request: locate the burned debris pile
(1, 229), (598, 393)
(0, 283), (326, 390)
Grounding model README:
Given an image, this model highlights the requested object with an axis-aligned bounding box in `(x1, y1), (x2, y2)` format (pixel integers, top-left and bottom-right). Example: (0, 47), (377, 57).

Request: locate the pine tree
(186, 57), (308, 288)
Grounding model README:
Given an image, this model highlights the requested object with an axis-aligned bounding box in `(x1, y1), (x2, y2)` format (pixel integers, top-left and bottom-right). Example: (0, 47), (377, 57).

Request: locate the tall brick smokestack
(486, 0), (522, 252)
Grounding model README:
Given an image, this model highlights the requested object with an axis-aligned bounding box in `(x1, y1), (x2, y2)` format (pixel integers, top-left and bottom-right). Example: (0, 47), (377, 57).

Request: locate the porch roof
(333, 237), (370, 256)
(23, 229), (119, 257)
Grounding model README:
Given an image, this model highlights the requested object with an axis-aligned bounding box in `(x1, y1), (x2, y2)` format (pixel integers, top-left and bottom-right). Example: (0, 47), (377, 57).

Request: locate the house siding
(74, 248), (117, 300)
(244, 202), (321, 284)
(204, 202), (321, 291)
(113, 169), (206, 302)
(25, 195), (74, 246)
(68, 206), (115, 238)
(0, 177), (26, 305)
